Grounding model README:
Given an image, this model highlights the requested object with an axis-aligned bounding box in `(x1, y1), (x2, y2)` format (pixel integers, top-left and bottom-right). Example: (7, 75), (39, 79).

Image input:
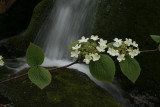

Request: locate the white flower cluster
(71, 35), (107, 64)
(70, 36), (140, 64)
(107, 38), (140, 62)
(0, 56), (4, 66)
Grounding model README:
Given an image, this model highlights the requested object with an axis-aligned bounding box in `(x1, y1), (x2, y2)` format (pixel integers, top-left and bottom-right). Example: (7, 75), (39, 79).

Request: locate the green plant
(0, 35), (159, 89)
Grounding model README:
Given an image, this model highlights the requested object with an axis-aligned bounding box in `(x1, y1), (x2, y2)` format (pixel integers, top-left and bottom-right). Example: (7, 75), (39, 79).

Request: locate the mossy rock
(0, 0), (41, 40)
(24, 0), (55, 42)
(0, 68), (121, 107)
(93, 0), (160, 98)
(5, 36), (27, 49)
(3, 0), (54, 56)
(3, 35), (28, 57)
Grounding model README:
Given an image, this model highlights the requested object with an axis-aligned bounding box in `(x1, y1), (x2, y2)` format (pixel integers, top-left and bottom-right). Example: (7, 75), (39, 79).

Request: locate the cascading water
(34, 0), (129, 106)
(35, 0), (96, 60)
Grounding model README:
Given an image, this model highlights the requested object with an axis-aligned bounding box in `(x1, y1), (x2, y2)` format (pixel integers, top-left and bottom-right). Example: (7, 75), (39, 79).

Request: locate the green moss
(3, 35), (28, 57)
(4, 0), (54, 56)
(0, 69), (121, 107)
(5, 36), (28, 49)
(24, 0), (54, 42)
(93, 0), (160, 94)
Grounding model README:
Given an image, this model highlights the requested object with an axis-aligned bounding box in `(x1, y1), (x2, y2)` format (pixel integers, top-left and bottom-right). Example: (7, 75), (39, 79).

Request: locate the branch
(48, 59), (79, 71)
(0, 73), (28, 84)
(140, 48), (158, 53)
(0, 59), (80, 84)
(0, 47), (158, 84)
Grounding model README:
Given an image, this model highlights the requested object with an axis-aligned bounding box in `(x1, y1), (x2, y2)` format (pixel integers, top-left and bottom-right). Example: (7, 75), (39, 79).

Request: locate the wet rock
(0, 68), (121, 107)
(93, 0), (160, 106)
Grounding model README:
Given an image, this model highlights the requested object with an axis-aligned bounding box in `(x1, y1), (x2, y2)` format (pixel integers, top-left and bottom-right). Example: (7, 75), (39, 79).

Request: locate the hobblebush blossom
(0, 55), (4, 66)
(70, 36), (140, 63)
(78, 36), (89, 43)
(113, 38), (122, 47)
(83, 53), (92, 64)
(107, 48), (119, 56)
(72, 44), (81, 50)
(107, 38), (140, 62)
(98, 39), (107, 47)
(70, 35), (107, 64)
(71, 50), (80, 58)
(91, 35), (99, 41)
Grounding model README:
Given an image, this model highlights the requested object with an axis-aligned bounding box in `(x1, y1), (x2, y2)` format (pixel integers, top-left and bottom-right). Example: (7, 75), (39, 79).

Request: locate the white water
(35, 0), (96, 60)
(2, 0), (129, 106)
(33, 0), (129, 106)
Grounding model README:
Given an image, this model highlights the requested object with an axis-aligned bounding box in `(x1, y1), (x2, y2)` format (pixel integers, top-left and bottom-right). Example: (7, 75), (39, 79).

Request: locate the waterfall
(34, 0), (130, 106)
(35, 0), (97, 60)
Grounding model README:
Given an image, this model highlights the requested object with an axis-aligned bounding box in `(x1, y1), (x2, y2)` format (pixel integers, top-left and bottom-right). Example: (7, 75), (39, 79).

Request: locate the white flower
(113, 38), (122, 47)
(0, 56), (3, 60)
(83, 54), (92, 64)
(91, 53), (100, 61)
(113, 42), (122, 48)
(129, 49), (140, 58)
(96, 45), (107, 52)
(91, 35), (99, 41)
(132, 41), (138, 47)
(0, 60), (4, 66)
(98, 39), (107, 47)
(124, 38), (132, 46)
(79, 36), (89, 43)
(72, 44), (81, 50)
(117, 54), (125, 62)
(114, 38), (122, 43)
(71, 50), (80, 58)
(107, 48), (119, 56)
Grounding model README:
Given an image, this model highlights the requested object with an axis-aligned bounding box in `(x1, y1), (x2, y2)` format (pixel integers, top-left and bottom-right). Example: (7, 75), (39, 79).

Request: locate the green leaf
(119, 57), (141, 83)
(68, 41), (79, 52)
(89, 54), (115, 83)
(150, 35), (160, 43)
(28, 66), (52, 89)
(26, 43), (44, 67)
(107, 42), (114, 48)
